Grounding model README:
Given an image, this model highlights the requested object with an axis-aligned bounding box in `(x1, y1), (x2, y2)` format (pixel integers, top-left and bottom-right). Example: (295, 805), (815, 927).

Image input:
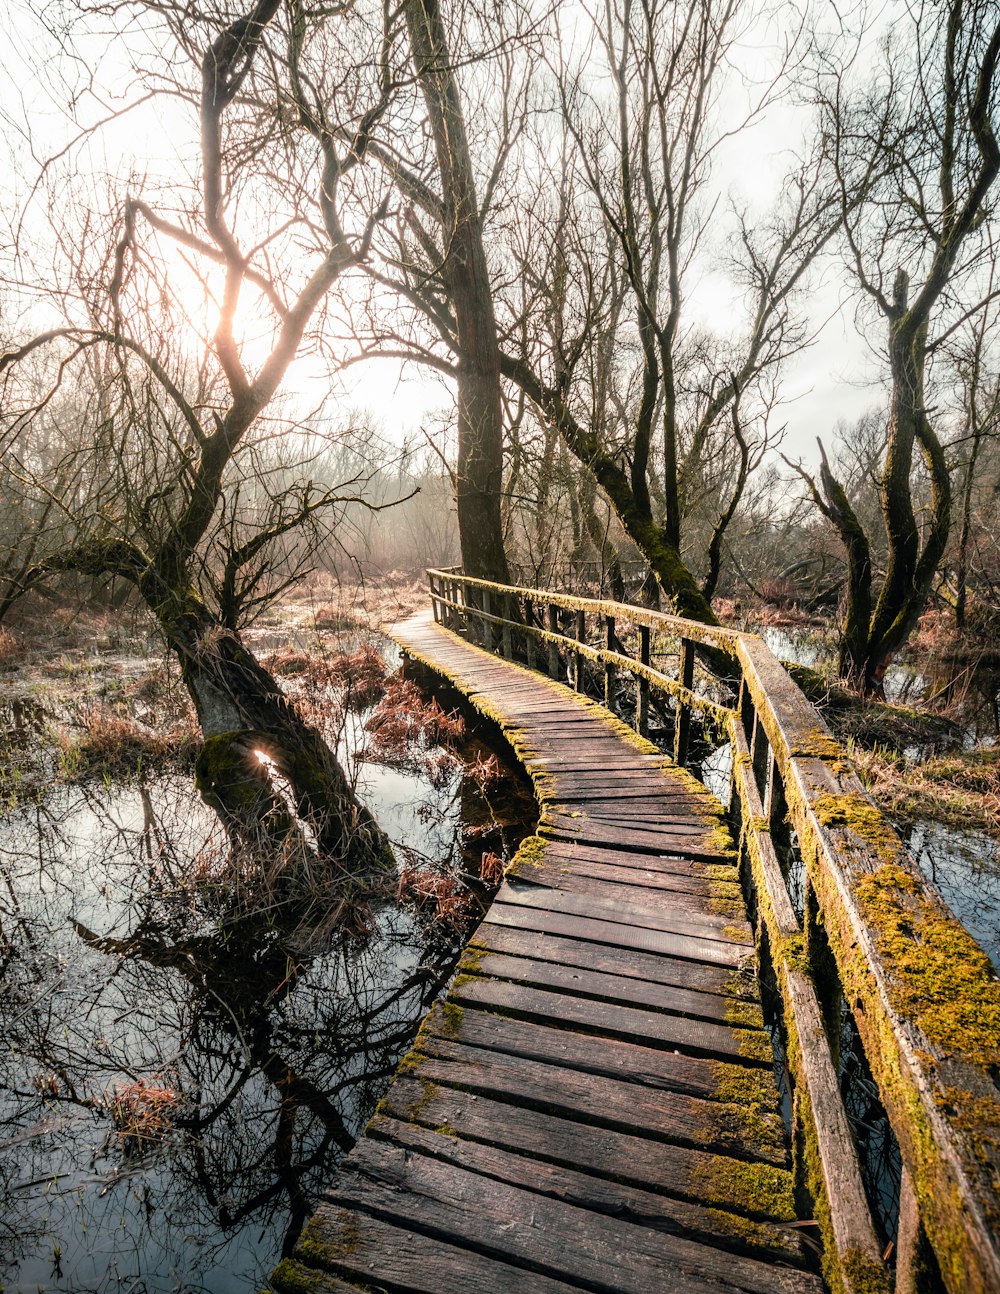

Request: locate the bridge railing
(426, 568), (1000, 1294)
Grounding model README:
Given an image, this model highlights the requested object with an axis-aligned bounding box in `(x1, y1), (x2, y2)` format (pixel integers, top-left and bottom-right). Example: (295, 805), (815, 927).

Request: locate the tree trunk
(405, 0), (510, 584)
(144, 579), (389, 871)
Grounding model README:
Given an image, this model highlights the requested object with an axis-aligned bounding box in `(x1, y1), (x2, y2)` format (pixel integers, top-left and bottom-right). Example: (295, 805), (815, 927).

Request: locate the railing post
(636, 625), (650, 736)
(448, 577), (458, 631)
(895, 1168), (938, 1294)
(501, 594), (513, 660)
(525, 599), (536, 670)
(674, 636), (694, 766)
(574, 608), (585, 691)
(604, 615), (616, 710)
(482, 588), (494, 652)
(547, 604), (559, 678)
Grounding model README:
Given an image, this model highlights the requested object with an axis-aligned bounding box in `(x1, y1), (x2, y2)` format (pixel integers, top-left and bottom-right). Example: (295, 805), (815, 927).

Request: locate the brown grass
(853, 745), (1000, 838)
(109, 1075), (179, 1151)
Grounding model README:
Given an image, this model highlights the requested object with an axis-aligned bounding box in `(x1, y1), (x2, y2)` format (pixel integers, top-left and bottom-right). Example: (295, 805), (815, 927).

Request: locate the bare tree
(499, 0), (841, 621)
(0, 1), (402, 867)
(806, 0), (1000, 694)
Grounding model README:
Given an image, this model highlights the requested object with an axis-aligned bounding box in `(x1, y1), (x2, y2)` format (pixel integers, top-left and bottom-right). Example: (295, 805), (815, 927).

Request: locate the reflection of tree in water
(0, 777), (464, 1292)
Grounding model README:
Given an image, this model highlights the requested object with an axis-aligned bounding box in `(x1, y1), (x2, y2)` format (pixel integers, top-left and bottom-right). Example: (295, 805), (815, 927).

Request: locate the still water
(0, 703), (533, 1292)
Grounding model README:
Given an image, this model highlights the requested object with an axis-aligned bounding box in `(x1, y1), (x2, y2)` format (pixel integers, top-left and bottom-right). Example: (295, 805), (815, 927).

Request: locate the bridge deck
(271, 613), (823, 1294)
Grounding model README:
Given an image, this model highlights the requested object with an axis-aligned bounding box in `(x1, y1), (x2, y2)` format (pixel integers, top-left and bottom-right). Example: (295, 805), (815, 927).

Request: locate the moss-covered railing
(425, 569), (1000, 1294)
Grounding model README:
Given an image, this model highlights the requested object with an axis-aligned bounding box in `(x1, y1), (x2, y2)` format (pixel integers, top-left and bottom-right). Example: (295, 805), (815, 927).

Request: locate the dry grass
(362, 677), (465, 765)
(853, 745), (1000, 838)
(109, 1075), (179, 1151)
(0, 628), (20, 666)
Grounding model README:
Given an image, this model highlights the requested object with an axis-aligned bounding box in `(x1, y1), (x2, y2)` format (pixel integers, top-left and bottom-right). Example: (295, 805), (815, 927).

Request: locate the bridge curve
(271, 576), (1000, 1294)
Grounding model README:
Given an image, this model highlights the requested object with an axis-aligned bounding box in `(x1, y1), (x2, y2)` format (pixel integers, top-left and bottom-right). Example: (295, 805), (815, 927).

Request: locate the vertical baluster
(525, 599), (536, 670)
(574, 608), (585, 690)
(430, 574), (439, 623)
(547, 604), (559, 678)
(674, 636), (694, 766)
(604, 615), (616, 710)
(501, 593), (513, 659)
(636, 624), (650, 736)
(483, 589), (495, 651)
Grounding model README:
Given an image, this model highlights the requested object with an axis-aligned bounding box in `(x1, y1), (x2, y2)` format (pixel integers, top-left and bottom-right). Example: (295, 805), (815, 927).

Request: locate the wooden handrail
(425, 569), (1000, 1294)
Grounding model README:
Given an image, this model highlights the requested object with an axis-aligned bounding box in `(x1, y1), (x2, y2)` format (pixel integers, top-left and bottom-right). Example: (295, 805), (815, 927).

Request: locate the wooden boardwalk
(271, 612), (823, 1294)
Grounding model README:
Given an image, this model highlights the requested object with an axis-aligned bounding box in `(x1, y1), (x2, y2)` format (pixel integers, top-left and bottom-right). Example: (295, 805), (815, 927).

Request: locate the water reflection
(907, 820), (1000, 972)
(0, 720), (533, 1292)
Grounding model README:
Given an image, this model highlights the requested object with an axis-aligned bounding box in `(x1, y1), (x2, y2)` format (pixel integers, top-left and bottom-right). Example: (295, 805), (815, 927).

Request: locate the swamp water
(0, 692), (534, 1292)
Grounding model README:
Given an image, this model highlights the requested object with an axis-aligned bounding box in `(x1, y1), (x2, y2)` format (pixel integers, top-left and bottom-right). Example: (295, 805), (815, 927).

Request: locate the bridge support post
(482, 589), (494, 652)
(674, 637), (694, 765)
(636, 625), (650, 736)
(525, 600), (536, 669)
(547, 604), (559, 678)
(501, 594), (513, 660)
(574, 609), (585, 690)
(604, 616), (616, 709)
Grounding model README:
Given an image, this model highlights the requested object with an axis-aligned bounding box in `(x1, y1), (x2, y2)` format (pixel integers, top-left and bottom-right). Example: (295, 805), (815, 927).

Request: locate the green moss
(702, 1208), (794, 1256)
(701, 1089), (785, 1160)
(295, 1212), (361, 1264)
(439, 1000), (464, 1039)
(404, 1076), (439, 1122)
(813, 792), (901, 862)
(268, 1258), (340, 1293)
(691, 1156), (796, 1221)
(789, 727), (845, 764)
(735, 1027), (773, 1065)
(853, 863), (1000, 1068)
(724, 998), (765, 1031)
(840, 1248), (893, 1294)
(433, 1122), (459, 1137)
(711, 1062), (775, 1112)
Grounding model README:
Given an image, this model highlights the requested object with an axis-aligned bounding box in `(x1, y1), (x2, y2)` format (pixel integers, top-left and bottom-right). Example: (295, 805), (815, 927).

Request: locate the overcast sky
(0, 1), (886, 467)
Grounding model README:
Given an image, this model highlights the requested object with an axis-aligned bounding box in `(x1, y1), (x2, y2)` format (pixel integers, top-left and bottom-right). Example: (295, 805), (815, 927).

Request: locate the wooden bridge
(271, 573), (1000, 1294)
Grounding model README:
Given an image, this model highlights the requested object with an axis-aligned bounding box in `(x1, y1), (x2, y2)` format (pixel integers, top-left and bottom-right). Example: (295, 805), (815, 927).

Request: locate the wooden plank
(467, 923), (753, 997)
(540, 815), (731, 859)
(406, 1033), (784, 1162)
(521, 852), (741, 896)
(377, 1066), (791, 1206)
(457, 947), (763, 1027)
(449, 976), (772, 1064)
(538, 837), (728, 878)
(485, 900), (750, 967)
(270, 1261), (374, 1293)
(418, 1000), (763, 1100)
(328, 1141), (819, 1294)
(497, 879), (750, 942)
(295, 1204), (584, 1294)
(514, 859), (740, 911)
(367, 1116), (810, 1266)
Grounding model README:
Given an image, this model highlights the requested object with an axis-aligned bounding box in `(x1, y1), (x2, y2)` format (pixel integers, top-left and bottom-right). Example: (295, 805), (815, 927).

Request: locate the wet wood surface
(271, 612), (823, 1294)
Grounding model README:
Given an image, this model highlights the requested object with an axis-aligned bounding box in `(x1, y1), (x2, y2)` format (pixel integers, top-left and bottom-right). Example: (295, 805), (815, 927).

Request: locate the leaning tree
(804, 0), (1000, 695)
(0, 1), (407, 868)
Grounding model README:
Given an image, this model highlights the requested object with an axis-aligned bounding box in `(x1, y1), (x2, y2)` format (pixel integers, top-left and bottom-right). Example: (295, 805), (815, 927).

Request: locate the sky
(0, 0), (886, 468)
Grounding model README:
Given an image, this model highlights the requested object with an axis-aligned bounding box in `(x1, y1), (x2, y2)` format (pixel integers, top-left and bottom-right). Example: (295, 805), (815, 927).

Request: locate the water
(907, 820), (1000, 973)
(0, 703), (534, 1292)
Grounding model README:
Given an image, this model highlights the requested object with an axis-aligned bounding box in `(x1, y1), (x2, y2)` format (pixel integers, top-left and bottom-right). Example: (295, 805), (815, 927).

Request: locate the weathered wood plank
(457, 947), (762, 1026)
(449, 976), (772, 1064)
(405, 1033), (785, 1162)
(496, 878), (751, 941)
(294, 1204), (585, 1293)
(330, 1141), (819, 1294)
(367, 1116), (811, 1266)
(417, 999), (764, 1100)
(485, 900), (751, 966)
(466, 923), (754, 997)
